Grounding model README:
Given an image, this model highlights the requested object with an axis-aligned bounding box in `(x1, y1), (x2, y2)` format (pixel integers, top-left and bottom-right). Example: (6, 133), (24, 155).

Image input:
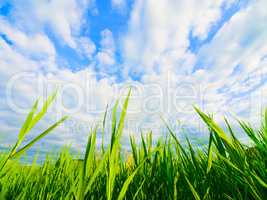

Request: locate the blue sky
(0, 0), (267, 150)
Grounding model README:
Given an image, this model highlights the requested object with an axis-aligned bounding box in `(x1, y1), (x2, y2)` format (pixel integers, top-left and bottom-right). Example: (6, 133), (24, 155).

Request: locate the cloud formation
(0, 0), (267, 152)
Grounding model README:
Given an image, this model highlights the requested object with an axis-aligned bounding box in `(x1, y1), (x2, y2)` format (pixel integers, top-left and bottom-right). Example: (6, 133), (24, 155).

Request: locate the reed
(0, 90), (267, 199)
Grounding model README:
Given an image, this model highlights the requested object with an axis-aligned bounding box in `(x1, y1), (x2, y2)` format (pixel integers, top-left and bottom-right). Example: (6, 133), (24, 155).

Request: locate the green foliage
(1, 91), (267, 199)
(0, 91), (67, 172)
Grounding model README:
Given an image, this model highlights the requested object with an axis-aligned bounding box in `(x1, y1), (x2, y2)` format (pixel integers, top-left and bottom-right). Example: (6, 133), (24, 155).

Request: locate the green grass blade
(186, 137), (198, 170)
(117, 88), (131, 138)
(85, 150), (109, 193)
(207, 133), (213, 174)
(141, 133), (148, 159)
(130, 135), (138, 166)
(27, 91), (57, 133)
(203, 187), (210, 200)
(117, 158), (147, 200)
(217, 154), (244, 175)
(251, 171), (267, 189)
(185, 176), (201, 200)
(110, 100), (118, 151)
(161, 117), (189, 160)
(133, 177), (146, 200)
(18, 100), (39, 141)
(78, 128), (97, 200)
(194, 107), (233, 147)
(239, 120), (259, 144)
(11, 116), (68, 158)
(102, 104), (108, 154)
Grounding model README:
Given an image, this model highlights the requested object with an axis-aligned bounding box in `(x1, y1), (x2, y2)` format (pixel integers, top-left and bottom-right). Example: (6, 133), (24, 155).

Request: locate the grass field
(0, 90), (267, 199)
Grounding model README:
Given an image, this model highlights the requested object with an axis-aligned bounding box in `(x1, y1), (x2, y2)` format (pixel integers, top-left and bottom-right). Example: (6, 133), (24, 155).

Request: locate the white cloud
(9, 0), (93, 48)
(0, 37), (113, 150)
(0, 18), (56, 65)
(112, 0), (126, 11)
(122, 0), (230, 75)
(119, 0), (267, 140)
(197, 1), (267, 77)
(96, 29), (116, 68)
(194, 0), (267, 114)
(76, 36), (96, 59)
(1, 0), (267, 152)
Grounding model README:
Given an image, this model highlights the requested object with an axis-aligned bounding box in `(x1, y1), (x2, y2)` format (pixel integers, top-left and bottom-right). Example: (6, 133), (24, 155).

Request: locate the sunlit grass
(0, 90), (267, 199)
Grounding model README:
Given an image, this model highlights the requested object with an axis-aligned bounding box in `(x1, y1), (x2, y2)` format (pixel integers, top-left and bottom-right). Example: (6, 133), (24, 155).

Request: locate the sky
(0, 0), (267, 152)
